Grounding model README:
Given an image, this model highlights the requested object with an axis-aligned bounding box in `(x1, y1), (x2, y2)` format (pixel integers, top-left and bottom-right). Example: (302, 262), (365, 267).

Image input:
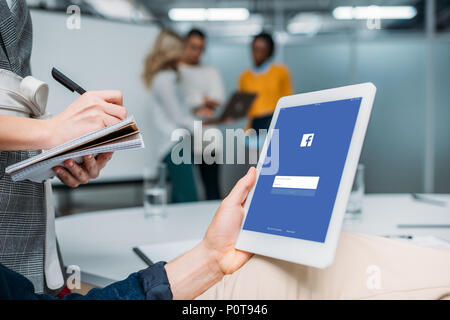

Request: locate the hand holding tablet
(235, 83), (376, 268)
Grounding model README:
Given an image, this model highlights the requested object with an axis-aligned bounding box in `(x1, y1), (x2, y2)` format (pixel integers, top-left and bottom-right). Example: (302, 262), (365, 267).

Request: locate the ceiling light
(288, 13), (322, 35)
(168, 8), (207, 21)
(168, 8), (249, 21)
(85, 0), (152, 21)
(332, 6), (417, 20)
(206, 8), (249, 21)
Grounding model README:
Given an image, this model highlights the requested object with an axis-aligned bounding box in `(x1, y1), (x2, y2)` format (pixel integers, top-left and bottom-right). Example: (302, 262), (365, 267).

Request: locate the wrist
(38, 118), (58, 149)
(164, 240), (224, 300)
(198, 240), (225, 279)
(0, 115), (58, 151)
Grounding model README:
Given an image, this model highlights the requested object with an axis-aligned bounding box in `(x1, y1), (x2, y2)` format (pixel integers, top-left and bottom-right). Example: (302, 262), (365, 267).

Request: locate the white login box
(272, 176), (320, 190)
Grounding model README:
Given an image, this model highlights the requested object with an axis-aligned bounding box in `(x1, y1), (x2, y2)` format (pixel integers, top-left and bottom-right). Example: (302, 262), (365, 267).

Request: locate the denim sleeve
(0, 262), (172, 300)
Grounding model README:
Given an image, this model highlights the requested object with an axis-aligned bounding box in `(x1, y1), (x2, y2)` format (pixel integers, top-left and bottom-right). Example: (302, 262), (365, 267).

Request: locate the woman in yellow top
(239, 32), (293, 130)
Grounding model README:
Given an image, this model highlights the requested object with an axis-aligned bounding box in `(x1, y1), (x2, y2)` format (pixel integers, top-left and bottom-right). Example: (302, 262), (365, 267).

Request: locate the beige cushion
(197, 232), (450, 300)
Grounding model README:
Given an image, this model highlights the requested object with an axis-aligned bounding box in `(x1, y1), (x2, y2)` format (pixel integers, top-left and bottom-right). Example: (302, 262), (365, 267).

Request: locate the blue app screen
(243, 97), (362, 243)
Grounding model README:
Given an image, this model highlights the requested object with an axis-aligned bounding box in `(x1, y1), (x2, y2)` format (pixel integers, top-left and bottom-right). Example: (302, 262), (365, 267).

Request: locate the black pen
(384, 234), (414, 240)
(51, 67), (86, 95)
(132, 247), (154, 266)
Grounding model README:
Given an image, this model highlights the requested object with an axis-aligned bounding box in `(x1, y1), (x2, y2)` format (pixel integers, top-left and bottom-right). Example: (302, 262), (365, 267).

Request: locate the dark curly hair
(186, 28), (206, 40)
(252, 32), (275, 58)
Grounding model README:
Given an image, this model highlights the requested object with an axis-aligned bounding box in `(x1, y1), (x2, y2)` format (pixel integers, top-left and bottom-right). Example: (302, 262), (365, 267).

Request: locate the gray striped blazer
(0, 0), (47, 293)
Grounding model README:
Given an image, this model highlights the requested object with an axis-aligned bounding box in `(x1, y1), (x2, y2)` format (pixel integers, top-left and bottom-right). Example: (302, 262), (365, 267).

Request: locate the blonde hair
(142, 29), (184, 88)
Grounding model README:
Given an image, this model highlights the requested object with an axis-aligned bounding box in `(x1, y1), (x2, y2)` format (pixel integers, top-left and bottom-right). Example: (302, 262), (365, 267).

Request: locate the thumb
(225, 167), (256, 205)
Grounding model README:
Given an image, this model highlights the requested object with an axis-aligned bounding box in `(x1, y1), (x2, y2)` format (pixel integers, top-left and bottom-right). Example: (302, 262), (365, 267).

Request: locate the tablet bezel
(235, 82), (376, 268)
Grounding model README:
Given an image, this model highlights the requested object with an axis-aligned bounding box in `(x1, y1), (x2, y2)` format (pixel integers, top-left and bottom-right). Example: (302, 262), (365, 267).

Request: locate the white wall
(30, 10), (160, 181)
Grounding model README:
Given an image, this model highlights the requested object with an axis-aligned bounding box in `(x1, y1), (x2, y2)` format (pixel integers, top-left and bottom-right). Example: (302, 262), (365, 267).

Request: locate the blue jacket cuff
(138, 261), (173, 300)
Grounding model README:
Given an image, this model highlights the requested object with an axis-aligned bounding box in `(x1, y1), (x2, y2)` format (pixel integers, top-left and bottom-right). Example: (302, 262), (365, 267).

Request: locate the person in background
(179, 28), (225, 119)
(239, 32), (293, 131)
(0, 0), (119, 296)
(179, 28), (226, 200)
(142, 30), (198, 203)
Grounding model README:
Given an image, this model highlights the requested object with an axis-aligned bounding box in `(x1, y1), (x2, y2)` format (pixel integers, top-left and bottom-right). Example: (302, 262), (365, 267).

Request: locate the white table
(55, 194), (450, 287)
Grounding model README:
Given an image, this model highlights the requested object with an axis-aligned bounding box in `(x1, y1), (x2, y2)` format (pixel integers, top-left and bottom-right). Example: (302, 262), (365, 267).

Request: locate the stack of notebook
(6, 116), (144, 182)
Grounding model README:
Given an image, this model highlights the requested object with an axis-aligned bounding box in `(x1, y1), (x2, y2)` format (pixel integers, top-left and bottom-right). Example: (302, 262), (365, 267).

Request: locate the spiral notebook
(6, 116), (144, 182)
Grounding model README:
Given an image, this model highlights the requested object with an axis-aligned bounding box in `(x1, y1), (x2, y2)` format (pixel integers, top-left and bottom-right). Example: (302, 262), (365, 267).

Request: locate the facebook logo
(300, 133), (315, 147)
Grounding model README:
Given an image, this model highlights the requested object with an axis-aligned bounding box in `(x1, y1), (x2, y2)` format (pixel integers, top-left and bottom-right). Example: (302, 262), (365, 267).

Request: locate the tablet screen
(243, 97), (362, 243)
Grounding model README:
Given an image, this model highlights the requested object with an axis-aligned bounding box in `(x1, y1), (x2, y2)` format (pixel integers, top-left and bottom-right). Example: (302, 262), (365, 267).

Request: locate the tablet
(206, 92), (256, 124)
(235, 83), (376, 268)
(218, 92), (256, 121)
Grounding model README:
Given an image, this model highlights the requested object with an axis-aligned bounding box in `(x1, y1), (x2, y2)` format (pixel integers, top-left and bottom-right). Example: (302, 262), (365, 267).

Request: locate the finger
(90, 90), (123, 106)
(99, 100), (127, 120)
(53, 167), (80, 188)
(95, 152), (113, 170)
(64, 159), (90, 184)
(225, 167), (256, 205)
(102, 114), (122, 127)
(82, 154), (99, 178)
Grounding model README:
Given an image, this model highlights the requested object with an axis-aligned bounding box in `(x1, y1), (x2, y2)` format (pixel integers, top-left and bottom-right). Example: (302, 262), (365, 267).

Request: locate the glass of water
(346, 163), (365, 216)
(143, 163), (168, 219)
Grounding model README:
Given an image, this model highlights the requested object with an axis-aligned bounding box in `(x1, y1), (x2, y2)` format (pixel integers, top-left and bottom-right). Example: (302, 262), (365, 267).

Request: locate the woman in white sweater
(142, 30), (198, 203)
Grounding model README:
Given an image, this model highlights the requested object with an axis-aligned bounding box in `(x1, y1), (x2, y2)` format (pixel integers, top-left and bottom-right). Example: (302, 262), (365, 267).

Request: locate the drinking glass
(143, 163), (167, 219)
(346, 163), (365, 216)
